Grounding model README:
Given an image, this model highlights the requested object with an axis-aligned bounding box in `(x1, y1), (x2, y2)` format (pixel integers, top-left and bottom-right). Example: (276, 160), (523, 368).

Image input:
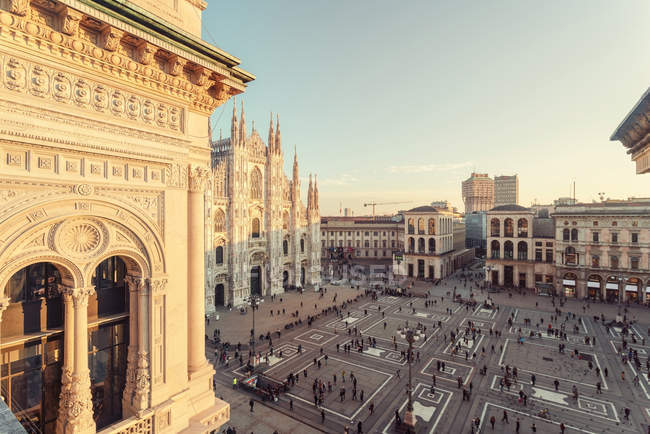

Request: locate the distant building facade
(552, 200), (650, 302)
(207, 106), (321, 309)
(611, 89), (650, 174)
(494, 175), (519, 207)
(486, 205), (555, 290)
(462, 173), (494, 214)
(321, 216), (403, 261)
(465, 212), (487, 253)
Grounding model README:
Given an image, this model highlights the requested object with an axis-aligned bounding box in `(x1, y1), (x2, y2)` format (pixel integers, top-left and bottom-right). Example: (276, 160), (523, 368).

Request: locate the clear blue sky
(203, 0), (650, 216)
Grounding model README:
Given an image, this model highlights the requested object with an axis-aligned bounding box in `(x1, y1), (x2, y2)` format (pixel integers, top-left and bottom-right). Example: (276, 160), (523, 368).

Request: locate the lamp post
(398, 325), (424, 431)
(245, 294), (262, 366)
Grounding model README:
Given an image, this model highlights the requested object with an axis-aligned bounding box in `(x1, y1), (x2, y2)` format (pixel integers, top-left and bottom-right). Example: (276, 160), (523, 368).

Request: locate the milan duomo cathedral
(204, 101), (321, 312)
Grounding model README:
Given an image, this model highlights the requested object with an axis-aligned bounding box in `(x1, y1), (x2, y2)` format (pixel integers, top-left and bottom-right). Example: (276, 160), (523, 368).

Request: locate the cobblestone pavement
(208, 267), (650, 434)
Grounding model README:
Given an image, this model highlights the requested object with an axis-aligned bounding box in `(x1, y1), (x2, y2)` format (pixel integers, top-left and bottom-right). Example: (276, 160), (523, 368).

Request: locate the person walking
(321, 409), (325, 423)
(490, 415), (495, 429)
(249, 399), (254, 413)
(357, 420), (363, 434)
(502, 410), (509, 423)
(515, 417), (520, 433)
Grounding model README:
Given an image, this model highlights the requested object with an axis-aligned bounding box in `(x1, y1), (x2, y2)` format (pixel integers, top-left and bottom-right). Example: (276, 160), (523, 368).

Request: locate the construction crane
(363, 201), (412, 219)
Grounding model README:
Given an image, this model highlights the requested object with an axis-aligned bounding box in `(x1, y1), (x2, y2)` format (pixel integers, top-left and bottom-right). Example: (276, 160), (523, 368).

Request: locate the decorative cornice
(0, 2), (239, 113)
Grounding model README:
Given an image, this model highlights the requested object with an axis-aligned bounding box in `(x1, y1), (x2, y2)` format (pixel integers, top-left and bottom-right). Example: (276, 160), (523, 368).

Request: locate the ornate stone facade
(206, 105), (321, 309)
(0, 0), (253, 431)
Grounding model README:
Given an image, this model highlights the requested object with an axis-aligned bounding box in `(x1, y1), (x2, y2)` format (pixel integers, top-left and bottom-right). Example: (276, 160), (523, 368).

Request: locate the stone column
(133, 278), (150, 413)
(188, 166), (210, 374)
(122, 276), (141, 413)
(56, 288), (74, 434)
(63, 287), (95, 434)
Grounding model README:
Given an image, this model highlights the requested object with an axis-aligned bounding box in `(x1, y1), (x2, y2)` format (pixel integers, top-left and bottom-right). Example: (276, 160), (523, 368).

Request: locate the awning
(606, 283), (619, 290)
(563, 279), (576, 285)
(587, 281), (600, 288)
(625, 285), (638, 292)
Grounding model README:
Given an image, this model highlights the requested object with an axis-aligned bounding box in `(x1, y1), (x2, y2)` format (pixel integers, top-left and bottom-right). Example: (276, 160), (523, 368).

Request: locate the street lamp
(244, 294), (262, 366)
(397, 325), (424, 431)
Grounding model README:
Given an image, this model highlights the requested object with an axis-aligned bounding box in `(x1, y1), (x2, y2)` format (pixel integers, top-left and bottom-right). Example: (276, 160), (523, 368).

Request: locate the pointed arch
(250, 166), (263, 200)
(214, 208), (226, 233)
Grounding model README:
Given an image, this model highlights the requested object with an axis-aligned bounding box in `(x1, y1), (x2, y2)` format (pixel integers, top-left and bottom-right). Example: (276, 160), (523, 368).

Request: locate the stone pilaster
(122, 276), (141, 414)
(56, 287), (74, 434)
(188, 166), (210, 375)
(133, 278), (150, 413)
(60, 287), (95, 434)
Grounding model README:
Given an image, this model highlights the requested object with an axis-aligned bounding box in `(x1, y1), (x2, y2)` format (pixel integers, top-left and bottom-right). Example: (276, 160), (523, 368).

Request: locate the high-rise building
(494, 175), (519, 207)
(462, 173), (494, 214)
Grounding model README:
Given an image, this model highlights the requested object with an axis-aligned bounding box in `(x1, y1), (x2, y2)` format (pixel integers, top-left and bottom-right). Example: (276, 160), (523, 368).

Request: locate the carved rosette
(53, 219), (108, 260)
(133, 351), (151, 411)
(188, 166), (209, 193)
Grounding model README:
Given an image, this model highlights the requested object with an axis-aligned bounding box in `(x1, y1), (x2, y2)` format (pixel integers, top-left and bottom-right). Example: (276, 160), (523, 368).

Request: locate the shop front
(536, 283), (555, 297)
(624, 278), (641, 303)
(646, 287), (650, 304)
(587, 277), (602, 300)
(562, 275), (577, 297)
(605, 280), (620, 303)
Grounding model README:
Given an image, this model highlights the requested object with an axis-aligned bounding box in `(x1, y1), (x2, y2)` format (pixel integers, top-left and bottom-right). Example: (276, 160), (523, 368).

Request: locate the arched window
(215, 246), (224, 264)
(570, 228), (578, 241)
(517, 241), (528, 260)
(517, 218), (528, 238)
(250, 167), (262, 199)
(214, 209), (225, 233)
(417, 218), (425, 234)
(408, 237), (415, 252)
(428, 238), (435, 253)
(504, 218), (514, 237)
(300, 238), (305, 253)
(564, 246), (577, 265)
(490, 218), (500, 237)
(428, 218), (436, 235)
(418, 238), (425, 253)
(407, 218), (414, 234)
(283, 240), (288, 255)
(490, 240), (500, 259)
(251, 217), (260, 238)
(563, 228), (570, 241)
(504, 240), (514, 259)
(283, 211), (289, 230)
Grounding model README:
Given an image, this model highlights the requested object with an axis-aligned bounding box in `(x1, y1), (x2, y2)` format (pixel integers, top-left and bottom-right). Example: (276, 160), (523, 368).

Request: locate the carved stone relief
(0, 55), (184, 132)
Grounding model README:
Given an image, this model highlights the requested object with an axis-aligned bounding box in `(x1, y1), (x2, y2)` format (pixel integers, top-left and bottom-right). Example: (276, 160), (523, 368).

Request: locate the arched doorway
(605, 276), (620, 302)
(587, 275), (602, 300)
(562, 272), (577, 297)
(215, 284), (225, 307)
(88, 256), (130, 430)
(2, 261), (69, 432)
(282, 271), (289, 289)
(0, 256), (131, 432)
(624, 277), (640, 303)
(250, 266), (262, 296)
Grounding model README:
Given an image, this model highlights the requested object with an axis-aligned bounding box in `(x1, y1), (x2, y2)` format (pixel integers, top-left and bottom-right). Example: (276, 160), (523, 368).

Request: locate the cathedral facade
(205, 103), (321, 311)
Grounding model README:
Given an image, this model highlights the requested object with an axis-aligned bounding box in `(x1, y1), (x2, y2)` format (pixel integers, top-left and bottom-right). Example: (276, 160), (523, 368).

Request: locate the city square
(211, 269), (650, 433)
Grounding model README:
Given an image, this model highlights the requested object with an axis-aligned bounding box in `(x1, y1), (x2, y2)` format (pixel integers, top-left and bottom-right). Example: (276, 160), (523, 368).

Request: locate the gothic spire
(268, 111), (275, 152)
(239, 100), (246, 146)
(293, 145), (298, 180)
(308, 173), (313, 210)
(275, 114), (282, 155)
(231, 98), (238, 147)
(314, 174), (319, 210)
